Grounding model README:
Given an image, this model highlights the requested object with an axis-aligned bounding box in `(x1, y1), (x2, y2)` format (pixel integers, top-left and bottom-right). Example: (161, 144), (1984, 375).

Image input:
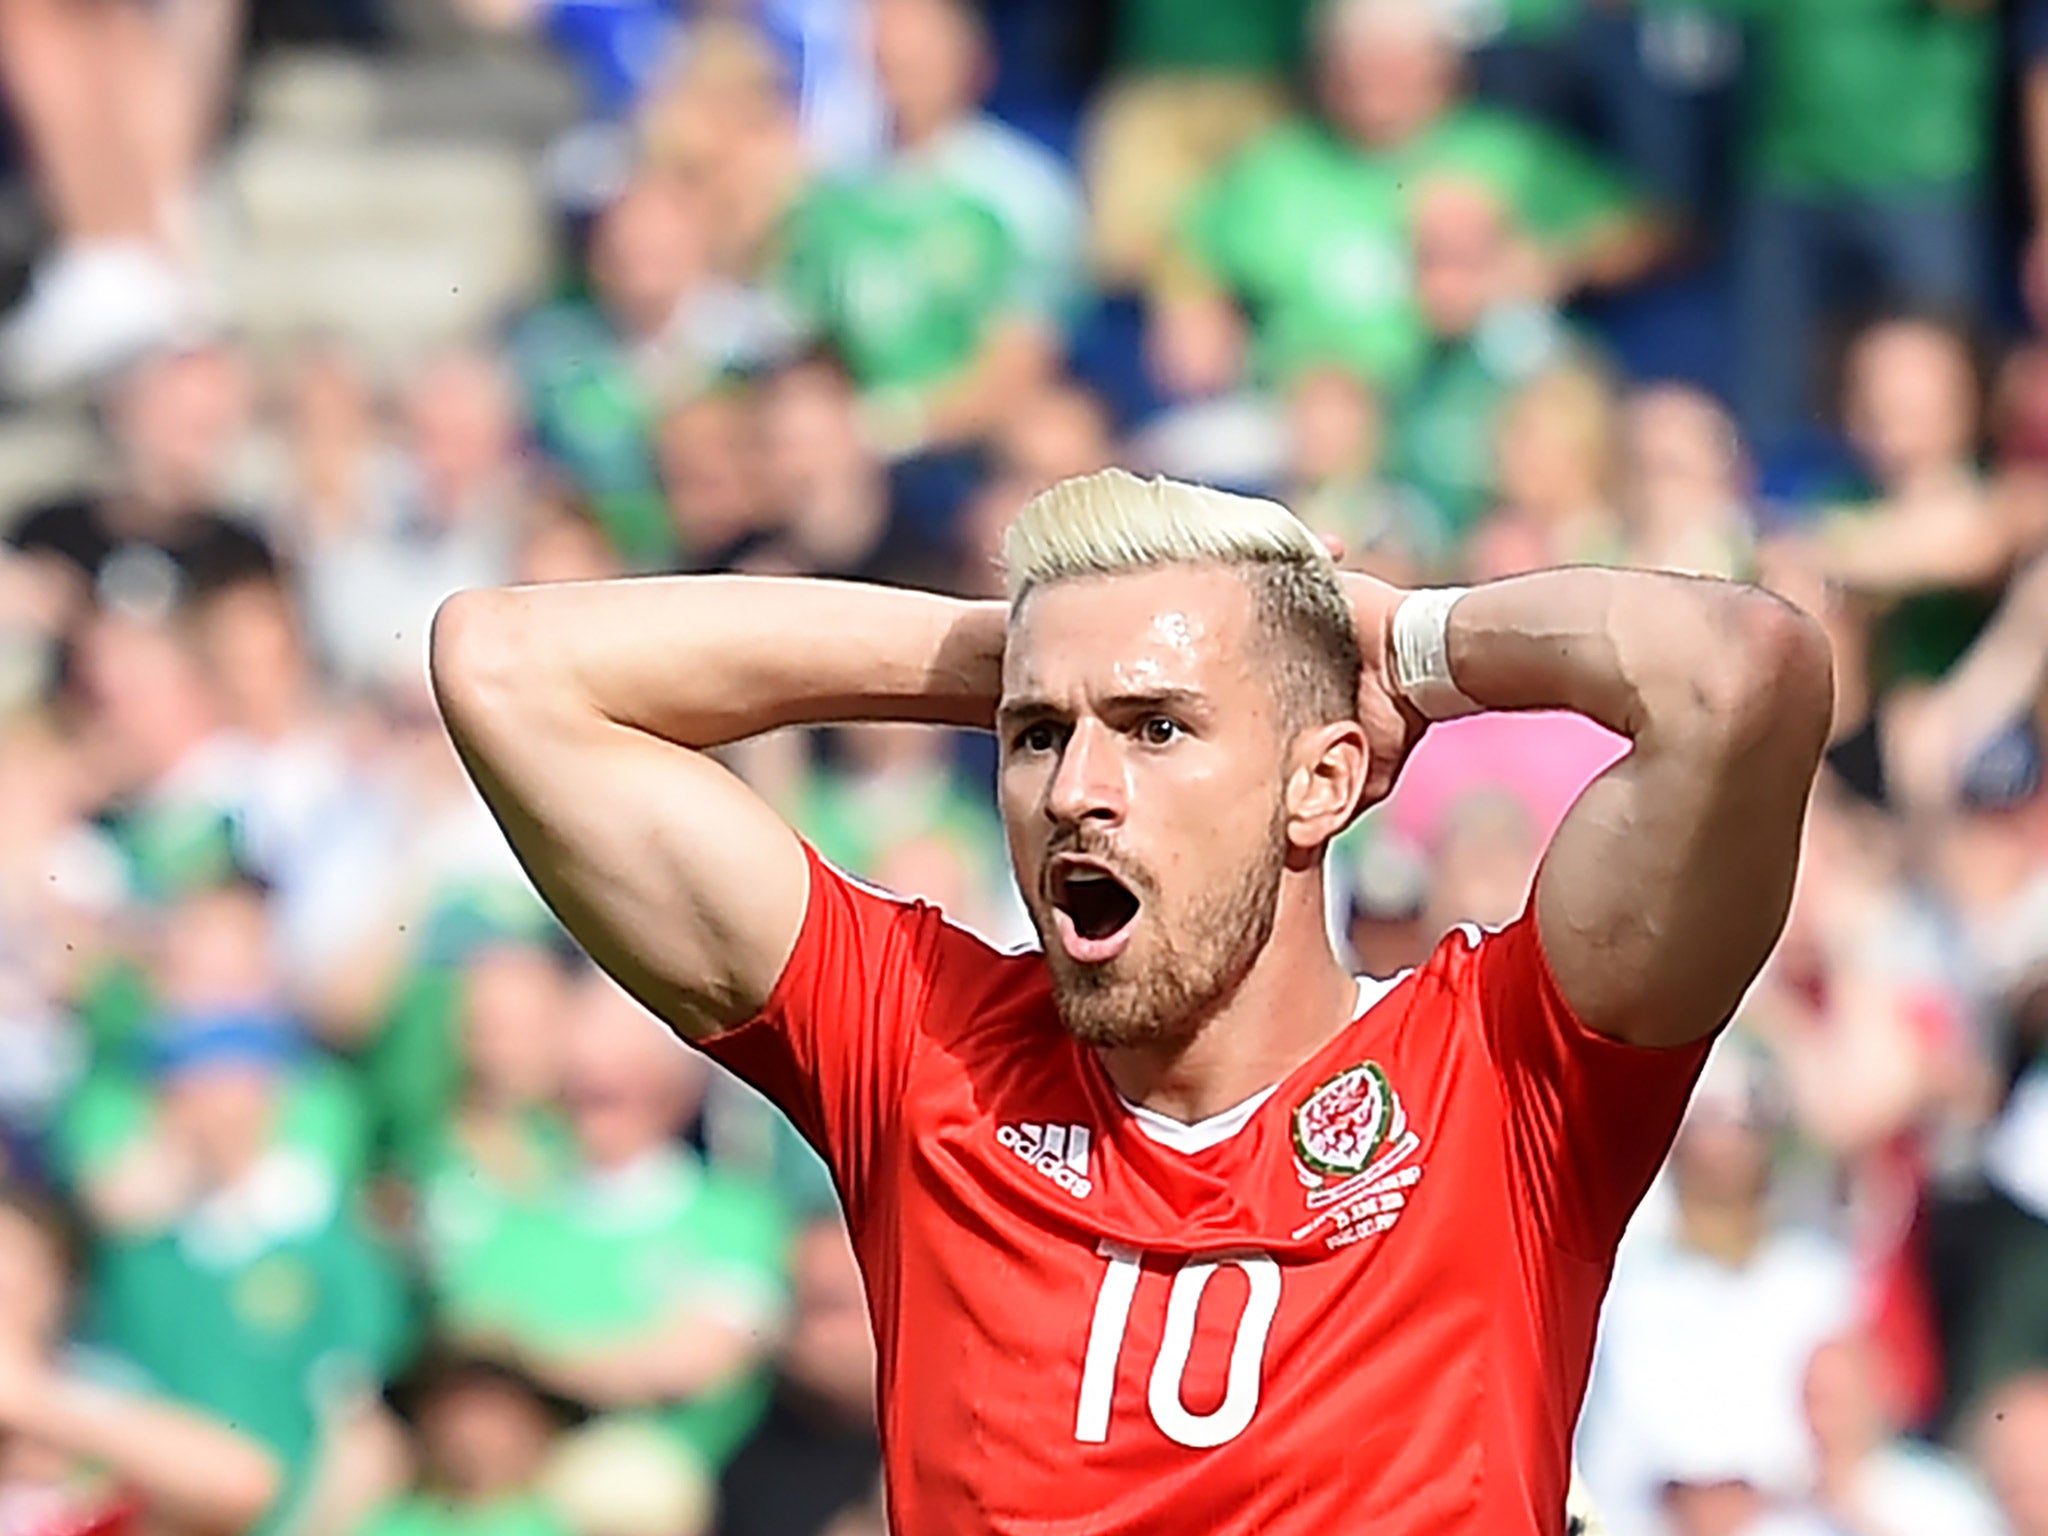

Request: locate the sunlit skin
(997, 564), (1369, 1121)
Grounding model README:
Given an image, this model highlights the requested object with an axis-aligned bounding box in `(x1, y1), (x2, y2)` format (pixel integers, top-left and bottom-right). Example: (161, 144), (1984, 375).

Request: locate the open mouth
(1050, 859), (1141, 956)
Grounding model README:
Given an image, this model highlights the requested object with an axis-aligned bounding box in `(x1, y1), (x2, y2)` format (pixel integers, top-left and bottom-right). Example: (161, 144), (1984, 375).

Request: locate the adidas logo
(997, 1121), (1094, 1198)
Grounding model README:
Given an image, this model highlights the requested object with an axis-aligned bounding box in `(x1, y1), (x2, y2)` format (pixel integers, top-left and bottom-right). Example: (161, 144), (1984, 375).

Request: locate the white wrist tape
(1390, 587), (1482, 720)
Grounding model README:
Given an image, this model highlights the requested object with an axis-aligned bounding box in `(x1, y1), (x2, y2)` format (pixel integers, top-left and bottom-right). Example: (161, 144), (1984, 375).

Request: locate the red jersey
(701, 845), (1709, 1535)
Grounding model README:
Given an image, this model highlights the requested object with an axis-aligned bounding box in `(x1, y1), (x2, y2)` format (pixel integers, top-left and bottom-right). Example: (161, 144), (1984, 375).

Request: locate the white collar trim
(1116, 974), (1405, 1154)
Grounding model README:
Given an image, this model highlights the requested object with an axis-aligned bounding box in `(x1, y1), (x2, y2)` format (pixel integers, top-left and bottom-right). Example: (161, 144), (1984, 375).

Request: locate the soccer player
(429, 469), (1833, 1534)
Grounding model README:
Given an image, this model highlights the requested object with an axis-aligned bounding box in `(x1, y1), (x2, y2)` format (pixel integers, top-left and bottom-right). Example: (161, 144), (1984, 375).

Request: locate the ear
(1283, 720), (1371, 851)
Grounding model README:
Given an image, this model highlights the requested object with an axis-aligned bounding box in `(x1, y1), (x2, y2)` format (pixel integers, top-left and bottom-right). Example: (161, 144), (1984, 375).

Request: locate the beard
(1028, 811), (1289, 1050)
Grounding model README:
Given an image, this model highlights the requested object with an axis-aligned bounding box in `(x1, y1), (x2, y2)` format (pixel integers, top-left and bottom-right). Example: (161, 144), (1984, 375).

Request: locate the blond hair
(1002, 467), (1332, 602)
(1000, 468), (1361, 729)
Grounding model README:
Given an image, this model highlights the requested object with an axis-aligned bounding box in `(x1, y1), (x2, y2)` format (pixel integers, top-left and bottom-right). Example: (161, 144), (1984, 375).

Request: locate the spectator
(0, 1182), (283, 1536)
(299, 348), (525, 697)
(1615, 385), (1755, 580)
(1284, 367), (1429, 580)
(277, 341), (386, 550)
(1467, 363), (1625, 579)
(1082, 0), (1309, 292)
(1767, 318), (2021, 808)
(868, 0), (1085, 331)
(79, 1002), (411, 1536)
(1382, 176), (1574, 560)
(658, 387), (773, 572)
(5, 344), (271, 646)
(775, 0), (1064, 458)
(1794, 1332), (2006, 1536)
(55, 875), (370, 1241)
(716, 1217), (880, 1536)
(182, 572), (388, 1003)
(68, 613), (254, 909)
(1709, 0), (1996, 450)
(1578, 1042), (1859, 1536)
(362, 1351), (580, 1536)
(957, 379), (1119, 597)
(1974, 1372), (2048, 1536)
(1418, 787), (1541, 938)
(1743, 786), (1980, 1428)
(432, 972), (789, 1477)
(750, 354), (939, 585)
(515, 174), (794, 571)
(638, 19), (814, 282)
(1150, 0), (1660, 402)
(407, 935), (575, 1280)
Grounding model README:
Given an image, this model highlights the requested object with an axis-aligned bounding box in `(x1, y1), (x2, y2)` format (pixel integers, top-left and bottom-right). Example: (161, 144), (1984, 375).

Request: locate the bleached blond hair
(1002, 468), (1331, 601)
(1001, 468), (1361, 729)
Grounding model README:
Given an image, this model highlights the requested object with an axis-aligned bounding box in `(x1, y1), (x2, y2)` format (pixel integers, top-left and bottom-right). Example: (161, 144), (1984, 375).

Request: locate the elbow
(428, 586), (530, 735)
(1683, 589), (1836, 757)
(205, 1447), (284, 1536)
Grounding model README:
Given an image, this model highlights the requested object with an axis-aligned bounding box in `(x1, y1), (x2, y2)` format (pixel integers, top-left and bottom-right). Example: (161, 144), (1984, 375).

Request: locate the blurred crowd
(1, 1), (2048, 1536)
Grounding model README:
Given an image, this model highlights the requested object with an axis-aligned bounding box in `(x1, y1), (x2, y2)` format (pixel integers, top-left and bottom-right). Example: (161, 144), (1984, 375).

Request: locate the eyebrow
(995, 687), (1214, 732)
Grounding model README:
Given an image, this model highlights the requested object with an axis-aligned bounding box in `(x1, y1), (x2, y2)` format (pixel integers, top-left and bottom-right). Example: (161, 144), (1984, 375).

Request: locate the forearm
(439, 575), (1006, 749)
(1813, 508), (2009, 595)
(1564, 212), (1671, 292)
(1428, 568), (1831, 1043)
(3, 1372), (281, 1534)
(522, 1318), (760, 1408)
(1443, 567), (1785, 743)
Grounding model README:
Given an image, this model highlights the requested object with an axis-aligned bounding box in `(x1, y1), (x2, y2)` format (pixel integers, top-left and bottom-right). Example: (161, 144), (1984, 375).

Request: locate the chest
(864, 1038), (1519, 1529)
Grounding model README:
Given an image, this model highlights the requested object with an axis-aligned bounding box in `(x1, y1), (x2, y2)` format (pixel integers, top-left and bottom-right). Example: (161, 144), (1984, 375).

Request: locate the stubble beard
(1038, 823), (1289, 1051)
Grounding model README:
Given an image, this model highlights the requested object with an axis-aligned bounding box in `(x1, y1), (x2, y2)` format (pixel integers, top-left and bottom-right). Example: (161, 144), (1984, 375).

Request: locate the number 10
(1073, 1241), (1281, 1449)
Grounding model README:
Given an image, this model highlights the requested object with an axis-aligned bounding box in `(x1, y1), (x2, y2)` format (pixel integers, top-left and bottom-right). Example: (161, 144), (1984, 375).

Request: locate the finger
(1319, 532), (1347, 563)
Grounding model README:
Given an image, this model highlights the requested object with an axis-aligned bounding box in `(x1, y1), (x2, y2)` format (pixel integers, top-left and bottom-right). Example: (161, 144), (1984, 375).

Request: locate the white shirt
(1577, 1224), (1857, 1536)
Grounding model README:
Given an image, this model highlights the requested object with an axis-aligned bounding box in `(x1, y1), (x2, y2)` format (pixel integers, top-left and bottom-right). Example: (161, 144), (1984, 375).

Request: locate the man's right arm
(429, 576), (1007, 1039)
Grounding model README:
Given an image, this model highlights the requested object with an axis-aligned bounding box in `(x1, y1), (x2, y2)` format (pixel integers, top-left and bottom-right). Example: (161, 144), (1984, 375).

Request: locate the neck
(894, 103), (961, 151)
(1677, 1195), (1766, 1267)
(1096, 879), (1356, 1123)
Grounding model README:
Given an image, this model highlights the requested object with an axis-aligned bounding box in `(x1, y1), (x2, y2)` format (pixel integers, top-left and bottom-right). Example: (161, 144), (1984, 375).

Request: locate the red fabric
(702, 846), (1710, 1535)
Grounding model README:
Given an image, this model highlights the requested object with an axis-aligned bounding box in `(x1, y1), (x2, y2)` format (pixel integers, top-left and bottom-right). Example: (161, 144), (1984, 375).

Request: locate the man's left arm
(1423, 568), (1834, 1049)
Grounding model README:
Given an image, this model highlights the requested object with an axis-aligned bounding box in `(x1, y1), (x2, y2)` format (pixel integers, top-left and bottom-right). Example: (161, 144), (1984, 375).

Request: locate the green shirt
(86, 1177), (411, 1501)
(1112, 0), (1312, 74)
(1815, 486), (2000, 687)
(1654, 0), (1992, 192)
(778, 174), (1022, 394)
(355, 1494), (572, 1536)
(428, 1149), (789, 1470)
(1185, 112), (1631, 387)
(1385, 306), (1574, 548)
(512, 301), (674, 572)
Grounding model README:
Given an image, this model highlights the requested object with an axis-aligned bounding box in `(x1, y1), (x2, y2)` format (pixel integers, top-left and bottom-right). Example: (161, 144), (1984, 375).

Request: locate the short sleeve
(696, 842), (974, 1227)
(1471, 908), (1710, 1263)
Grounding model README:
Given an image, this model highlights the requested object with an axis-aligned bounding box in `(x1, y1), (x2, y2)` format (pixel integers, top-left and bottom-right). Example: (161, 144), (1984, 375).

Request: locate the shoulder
(1210, 119), (1340, 192)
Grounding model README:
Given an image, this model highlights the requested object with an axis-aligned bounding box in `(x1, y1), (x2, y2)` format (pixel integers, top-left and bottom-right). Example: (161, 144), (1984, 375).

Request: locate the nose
(1044, 718), (1127, 828)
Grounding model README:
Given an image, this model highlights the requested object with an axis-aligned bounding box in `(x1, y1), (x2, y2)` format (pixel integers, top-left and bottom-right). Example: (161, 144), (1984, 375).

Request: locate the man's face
(1411, 181), (1509, 340)
(1320, 19), (1457, 149)
(1845, 323), (1976, 484)
(999, 566), (1293, 1049)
